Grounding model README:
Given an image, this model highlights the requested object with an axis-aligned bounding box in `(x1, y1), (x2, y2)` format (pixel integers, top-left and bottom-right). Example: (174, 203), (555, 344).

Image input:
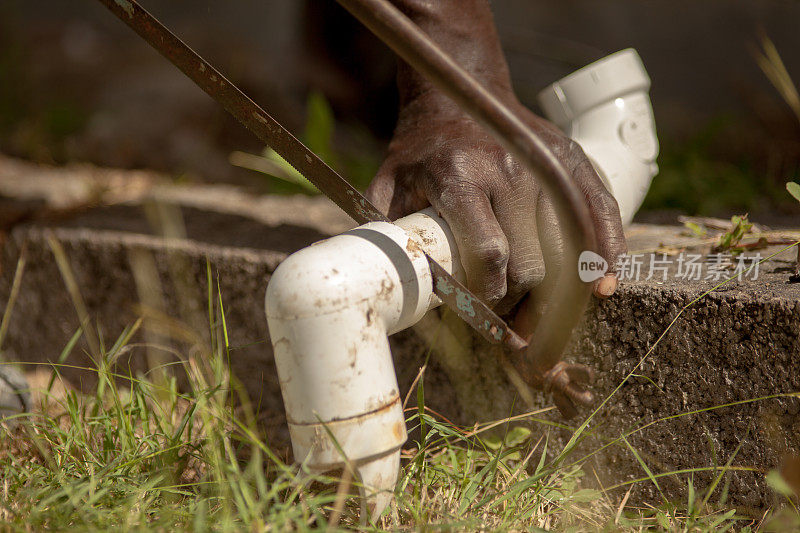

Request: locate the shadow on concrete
(51, 204), (334, 253)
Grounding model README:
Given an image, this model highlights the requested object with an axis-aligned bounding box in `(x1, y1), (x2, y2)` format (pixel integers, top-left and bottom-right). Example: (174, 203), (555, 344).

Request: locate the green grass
(229, 91), (381, 195)
(0, 240), (799, 531)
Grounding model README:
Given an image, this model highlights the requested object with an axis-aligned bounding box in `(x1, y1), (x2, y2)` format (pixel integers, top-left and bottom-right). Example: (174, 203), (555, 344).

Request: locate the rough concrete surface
(1, 157), (799, 512)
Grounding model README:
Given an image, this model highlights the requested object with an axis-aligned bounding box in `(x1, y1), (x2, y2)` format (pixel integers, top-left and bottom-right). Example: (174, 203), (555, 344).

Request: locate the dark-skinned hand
(368, 0), (626, 317)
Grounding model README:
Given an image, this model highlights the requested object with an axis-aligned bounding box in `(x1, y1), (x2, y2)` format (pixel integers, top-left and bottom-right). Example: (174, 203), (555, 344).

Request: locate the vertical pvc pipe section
(266, 209), (462, 521)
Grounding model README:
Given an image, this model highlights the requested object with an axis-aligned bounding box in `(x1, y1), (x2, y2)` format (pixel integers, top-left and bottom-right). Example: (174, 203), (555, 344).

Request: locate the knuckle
(473, 237), (510, 268)
(576, 168), (621, 219)
(547, 137), (584, 165)
(365, 174), (388, 197)
(496, 150), (524, 180)
(428, 146), (470, 175)
(591, 186), (622, 218)
(434, 182), (472, 210)
(509, 260), (546, 291)
(425, 156), (473, 197)
(364, 181), (392, 213)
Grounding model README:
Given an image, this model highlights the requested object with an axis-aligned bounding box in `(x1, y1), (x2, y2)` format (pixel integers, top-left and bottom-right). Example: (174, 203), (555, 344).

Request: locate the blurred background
(1, 0), (799, 222)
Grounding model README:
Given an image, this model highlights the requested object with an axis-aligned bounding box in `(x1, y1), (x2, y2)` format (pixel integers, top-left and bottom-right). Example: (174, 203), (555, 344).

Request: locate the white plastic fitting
(265, 49), (658, 520)
(266, 209), (462, 520)
(537, 48), (659, 226)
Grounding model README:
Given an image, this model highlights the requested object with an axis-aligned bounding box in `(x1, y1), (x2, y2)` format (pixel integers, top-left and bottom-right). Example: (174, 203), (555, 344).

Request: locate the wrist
(396, 87), (519, 129)
(392, 0), (516, 110)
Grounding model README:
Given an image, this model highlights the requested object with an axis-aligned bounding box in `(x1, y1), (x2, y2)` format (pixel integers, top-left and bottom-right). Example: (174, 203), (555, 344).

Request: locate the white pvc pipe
(265, 209), (462, 519)
(265, 49), (658, 520)
(538, 49), (659, 226)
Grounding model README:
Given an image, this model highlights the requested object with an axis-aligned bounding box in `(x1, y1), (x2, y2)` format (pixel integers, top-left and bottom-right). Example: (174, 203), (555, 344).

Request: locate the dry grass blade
(327, 465), (354, 532)
(0, 246), (26, 351)
(128, 248), (170, 389)
(46, 233), (101, 361)
(462, 407), (556, 438)
(505, 435), (543, 486)
(403, 364), (426, 410)
(615, 486), (633, 525)
(753, 30), (800, 124)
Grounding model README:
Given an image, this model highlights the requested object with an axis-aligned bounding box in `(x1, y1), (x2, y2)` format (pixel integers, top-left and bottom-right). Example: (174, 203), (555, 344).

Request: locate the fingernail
(594, 274), (617, 298)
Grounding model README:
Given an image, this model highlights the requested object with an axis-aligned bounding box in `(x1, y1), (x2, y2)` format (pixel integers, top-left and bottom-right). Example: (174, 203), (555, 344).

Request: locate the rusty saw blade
(96, 0), (528, 351)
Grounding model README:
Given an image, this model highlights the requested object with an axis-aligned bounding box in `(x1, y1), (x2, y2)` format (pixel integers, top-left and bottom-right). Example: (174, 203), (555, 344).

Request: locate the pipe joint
(538, 49), (659, 225)
(265, 209), (459, 475)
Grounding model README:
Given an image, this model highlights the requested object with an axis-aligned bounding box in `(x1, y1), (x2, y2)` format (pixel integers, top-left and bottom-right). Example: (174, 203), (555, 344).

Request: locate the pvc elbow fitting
(537, 49), (659, 226)
(265, 209), (460, 519)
